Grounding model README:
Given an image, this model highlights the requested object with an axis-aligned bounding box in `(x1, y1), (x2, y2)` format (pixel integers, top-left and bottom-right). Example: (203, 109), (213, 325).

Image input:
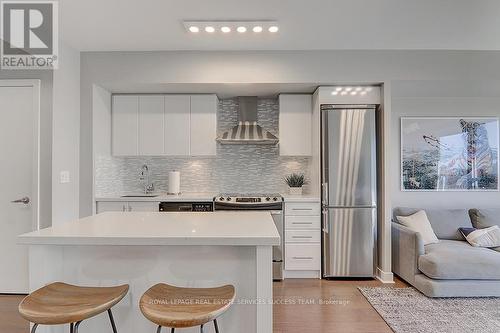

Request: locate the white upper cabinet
(190, 95), (218, 156)
(111, 94), (217, 156)
(139, 95), (164, 155)
(279, 94), (313, 156)
(164, 95), (190, 155)
(112, 95), (139, 156)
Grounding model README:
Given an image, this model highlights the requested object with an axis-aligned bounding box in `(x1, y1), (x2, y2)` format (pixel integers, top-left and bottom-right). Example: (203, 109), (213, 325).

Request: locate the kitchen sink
(121, 194), (159, 198)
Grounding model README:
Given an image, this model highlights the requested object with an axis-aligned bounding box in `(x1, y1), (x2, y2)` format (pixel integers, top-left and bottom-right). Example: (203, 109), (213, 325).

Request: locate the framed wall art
(401, 117), (499, 191)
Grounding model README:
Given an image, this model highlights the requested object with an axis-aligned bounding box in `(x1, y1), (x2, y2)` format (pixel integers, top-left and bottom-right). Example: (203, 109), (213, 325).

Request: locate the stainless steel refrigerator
(321, 105), (377, 278)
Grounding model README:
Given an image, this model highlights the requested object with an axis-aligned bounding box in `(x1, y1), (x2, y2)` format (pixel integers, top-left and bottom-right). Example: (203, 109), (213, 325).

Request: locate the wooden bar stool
(140, 283), (235, 333)
(18, 282), (129, 333)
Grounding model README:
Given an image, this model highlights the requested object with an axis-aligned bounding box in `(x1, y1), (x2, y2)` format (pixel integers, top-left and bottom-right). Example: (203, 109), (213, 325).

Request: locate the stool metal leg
(31, 323), (38, 333)
(156, 325), (162, 333)
(214, 319), (220, 333)
(74, 321), (82, 333)
(70, 323), (74, 333)
(108, 309), (118, 333)
(200, 324), (204, 333)
(171, 328), (175, 333)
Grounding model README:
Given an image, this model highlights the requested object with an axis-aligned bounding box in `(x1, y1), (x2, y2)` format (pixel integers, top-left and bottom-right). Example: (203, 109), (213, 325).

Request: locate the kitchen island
(18, 211), (280, 333)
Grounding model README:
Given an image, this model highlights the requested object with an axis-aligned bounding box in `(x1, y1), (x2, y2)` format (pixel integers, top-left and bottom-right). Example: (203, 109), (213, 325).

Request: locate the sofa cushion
(469, 208), (500, 229)
(459, 226), (500, 248)
(393, 207), (471, 240)
(396, 210), (439, 245)
(418, 240), (500, 280)
(469, 209), (500, 252)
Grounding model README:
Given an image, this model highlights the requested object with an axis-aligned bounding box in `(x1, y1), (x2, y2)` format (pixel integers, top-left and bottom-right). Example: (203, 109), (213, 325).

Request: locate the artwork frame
(400, 117), (499, 192)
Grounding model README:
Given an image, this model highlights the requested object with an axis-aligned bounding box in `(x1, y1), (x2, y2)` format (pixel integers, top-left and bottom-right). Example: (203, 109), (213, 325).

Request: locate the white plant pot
(289, 187), (303, 195)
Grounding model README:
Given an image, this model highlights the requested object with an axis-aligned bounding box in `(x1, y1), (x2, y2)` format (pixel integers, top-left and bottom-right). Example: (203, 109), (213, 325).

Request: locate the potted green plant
(285, 173), (306, 195)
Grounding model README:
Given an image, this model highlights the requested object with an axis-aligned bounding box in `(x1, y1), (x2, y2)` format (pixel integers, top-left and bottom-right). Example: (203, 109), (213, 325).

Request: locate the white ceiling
(61, 0), (500, 51)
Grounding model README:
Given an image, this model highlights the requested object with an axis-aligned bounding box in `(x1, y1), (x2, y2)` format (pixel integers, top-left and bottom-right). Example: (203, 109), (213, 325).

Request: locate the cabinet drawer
(285, 244), (321, 270)
(285, 216), (320, 230)
(285, 202), (320, 216)
(286, 230), (321, 243)
(96, 201), (127, 213)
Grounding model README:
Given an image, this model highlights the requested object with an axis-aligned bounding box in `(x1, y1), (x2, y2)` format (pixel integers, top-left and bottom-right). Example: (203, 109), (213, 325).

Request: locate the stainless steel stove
(214, 193), (284, 280)
(214, 193), (282, 210)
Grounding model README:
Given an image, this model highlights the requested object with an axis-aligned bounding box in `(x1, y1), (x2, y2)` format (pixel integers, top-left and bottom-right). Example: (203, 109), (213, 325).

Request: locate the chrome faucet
(140, 164), (155, 194)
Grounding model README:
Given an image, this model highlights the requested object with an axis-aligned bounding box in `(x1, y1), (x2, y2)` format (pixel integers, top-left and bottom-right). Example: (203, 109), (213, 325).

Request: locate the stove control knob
(227, 197), (232, 201)
(219, 197), (225, 201)
(273, 197), (278, 201)
(266, 197), (271, 201)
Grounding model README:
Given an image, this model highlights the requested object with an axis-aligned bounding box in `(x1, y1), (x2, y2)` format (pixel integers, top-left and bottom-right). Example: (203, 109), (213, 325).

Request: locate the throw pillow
(469, 208), (500, 229)
(396, 210), (439, 245)
(459, 226), (500, 248)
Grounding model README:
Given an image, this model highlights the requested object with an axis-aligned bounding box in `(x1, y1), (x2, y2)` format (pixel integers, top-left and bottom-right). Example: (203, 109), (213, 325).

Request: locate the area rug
(359, 287), (500, 333)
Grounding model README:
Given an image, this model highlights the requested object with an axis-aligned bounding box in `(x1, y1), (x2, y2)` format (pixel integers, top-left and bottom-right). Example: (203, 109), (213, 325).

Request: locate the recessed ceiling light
(335, 87), (343, 91)
(340, 91), (348, 96)
(355, 87), (363, 91)
(360, 91), (367, 96)
(331, 91), (339, 95)
(184, 20), (279, 34)
(345, 87), (353, 92)
(350, 91), (357, 95)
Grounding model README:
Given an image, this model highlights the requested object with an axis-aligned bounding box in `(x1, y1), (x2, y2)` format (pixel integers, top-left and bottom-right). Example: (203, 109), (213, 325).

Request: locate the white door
(0, 80), (40, 293)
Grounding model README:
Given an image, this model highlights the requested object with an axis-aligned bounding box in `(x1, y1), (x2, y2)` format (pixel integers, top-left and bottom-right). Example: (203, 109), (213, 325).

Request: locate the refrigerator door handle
(322, 182), (329, 206)
(322, 209), (329, 234)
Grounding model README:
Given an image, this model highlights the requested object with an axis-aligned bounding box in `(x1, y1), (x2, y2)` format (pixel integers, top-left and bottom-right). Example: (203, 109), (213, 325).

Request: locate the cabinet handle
(292, 208), (313, 211)
(292, 236), (313, 239)
(292, 222), (313, 225)
(292, 256), (313, 260)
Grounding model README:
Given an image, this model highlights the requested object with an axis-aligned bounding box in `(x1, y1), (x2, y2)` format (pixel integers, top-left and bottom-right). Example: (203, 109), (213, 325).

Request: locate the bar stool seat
(19, 282), (129, 332)
(140, 283), (235, 331)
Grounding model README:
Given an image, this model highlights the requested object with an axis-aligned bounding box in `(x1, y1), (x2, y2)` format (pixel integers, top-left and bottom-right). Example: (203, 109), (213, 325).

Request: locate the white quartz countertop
(18, 211), (280, 246)
(95, 192), (216, 202)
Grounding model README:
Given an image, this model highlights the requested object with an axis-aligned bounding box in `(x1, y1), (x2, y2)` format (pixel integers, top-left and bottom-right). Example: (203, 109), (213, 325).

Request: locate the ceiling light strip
(184, 20), (279, 34)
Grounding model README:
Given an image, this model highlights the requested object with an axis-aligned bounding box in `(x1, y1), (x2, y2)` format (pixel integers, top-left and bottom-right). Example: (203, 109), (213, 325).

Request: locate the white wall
(391, 80), (500, 209)
(91, 84), (112, 214)
(52, 42), (81, 225)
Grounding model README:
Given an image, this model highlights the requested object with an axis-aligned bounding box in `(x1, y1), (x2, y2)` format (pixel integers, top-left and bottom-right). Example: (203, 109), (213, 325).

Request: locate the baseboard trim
(376, 267), (394, 283)
(283, 270), (321, 279)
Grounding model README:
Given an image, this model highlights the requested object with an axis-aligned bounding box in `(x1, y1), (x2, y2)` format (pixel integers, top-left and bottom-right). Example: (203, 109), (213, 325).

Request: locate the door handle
(322, 209), (329, 234)
(11, 196), (30, 204)
(322, 182), (329, 206)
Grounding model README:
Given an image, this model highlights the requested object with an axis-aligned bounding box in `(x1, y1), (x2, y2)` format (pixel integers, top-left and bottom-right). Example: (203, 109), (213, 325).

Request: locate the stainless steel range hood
(217, 96), (279, 145)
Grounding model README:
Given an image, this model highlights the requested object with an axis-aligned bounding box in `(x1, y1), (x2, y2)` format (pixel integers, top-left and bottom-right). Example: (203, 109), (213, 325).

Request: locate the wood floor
(1, 278), (405, 333)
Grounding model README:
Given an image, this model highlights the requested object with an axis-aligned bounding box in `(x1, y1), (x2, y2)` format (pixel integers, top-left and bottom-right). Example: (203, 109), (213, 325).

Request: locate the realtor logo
(1, 0), (58, 69)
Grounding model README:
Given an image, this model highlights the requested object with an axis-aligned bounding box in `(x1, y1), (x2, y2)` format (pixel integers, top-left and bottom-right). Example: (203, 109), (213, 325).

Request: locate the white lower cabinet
(284, 201), (321, 278)
(96, 201), (159, 214)
(285, 244), (321, 270)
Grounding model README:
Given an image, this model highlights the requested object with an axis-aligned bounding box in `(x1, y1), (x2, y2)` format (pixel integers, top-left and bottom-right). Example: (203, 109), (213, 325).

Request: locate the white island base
(20, 212), (279, 333)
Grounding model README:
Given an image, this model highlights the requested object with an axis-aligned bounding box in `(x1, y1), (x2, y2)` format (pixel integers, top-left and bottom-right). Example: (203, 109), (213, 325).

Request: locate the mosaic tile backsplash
(95, 98), (311, 196)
